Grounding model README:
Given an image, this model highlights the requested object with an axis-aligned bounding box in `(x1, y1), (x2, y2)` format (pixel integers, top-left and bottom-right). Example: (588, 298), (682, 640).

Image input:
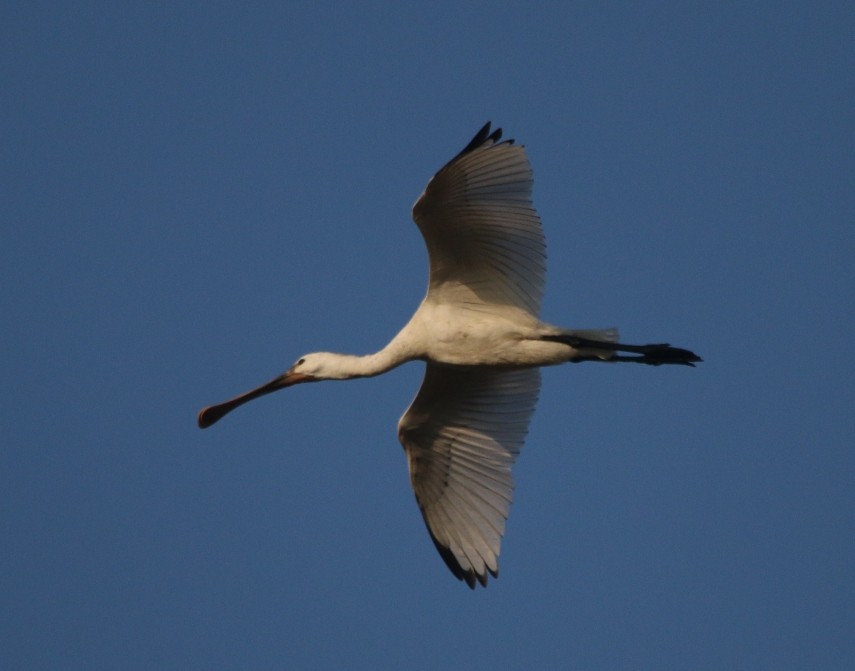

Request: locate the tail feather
(554, 328), (619, 361)
(563, 328), (620, 342)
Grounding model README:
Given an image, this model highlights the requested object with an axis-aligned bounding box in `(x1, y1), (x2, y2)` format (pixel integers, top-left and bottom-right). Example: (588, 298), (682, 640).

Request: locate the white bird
(198, 123), (701, 588)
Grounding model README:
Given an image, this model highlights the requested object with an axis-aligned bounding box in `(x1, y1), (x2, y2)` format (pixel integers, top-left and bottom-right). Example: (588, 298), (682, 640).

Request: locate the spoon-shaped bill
(197, 371), (315, 428)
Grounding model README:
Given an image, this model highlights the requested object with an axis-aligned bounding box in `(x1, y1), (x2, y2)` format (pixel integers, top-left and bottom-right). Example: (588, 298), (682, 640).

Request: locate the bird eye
(296, 358), (306, 366)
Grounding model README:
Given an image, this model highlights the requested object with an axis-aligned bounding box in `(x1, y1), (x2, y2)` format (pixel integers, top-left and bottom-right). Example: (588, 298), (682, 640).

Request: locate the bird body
(391, 302), (599, 368)
(199, 123), (701, 588)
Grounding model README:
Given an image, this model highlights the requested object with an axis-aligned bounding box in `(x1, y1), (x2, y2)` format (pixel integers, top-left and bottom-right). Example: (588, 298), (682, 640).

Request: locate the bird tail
(553, 328), (620, 360)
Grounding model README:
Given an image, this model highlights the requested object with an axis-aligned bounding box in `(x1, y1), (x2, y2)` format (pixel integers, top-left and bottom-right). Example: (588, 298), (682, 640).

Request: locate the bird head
(288, 352), (359, 380)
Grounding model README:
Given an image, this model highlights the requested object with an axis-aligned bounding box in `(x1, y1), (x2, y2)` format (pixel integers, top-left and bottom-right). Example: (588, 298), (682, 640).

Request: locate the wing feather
(398, 365), (541, 588)
(412, 123), (546, 317)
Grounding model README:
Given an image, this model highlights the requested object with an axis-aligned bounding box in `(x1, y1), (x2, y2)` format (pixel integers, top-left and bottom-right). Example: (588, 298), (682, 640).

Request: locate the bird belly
(414, 307), (566, 368)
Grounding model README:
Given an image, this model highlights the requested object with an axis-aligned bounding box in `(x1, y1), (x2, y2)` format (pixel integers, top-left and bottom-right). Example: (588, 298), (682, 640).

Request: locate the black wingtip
(466, 121), (499, 150)
(428, 122), (514, 178)
(424, 524), (497, 589)
(446, 122), (505, 164)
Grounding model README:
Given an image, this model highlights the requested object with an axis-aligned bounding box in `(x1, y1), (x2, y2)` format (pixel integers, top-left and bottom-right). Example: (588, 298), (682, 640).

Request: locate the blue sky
(3, 2), (854, 669)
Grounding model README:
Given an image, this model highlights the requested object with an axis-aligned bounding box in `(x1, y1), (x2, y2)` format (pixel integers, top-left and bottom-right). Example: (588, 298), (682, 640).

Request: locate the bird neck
(323, 342), (412, 380)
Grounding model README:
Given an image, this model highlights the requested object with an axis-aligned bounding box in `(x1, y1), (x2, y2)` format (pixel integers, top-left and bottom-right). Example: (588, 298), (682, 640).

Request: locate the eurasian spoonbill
(198, 122), (701, 588)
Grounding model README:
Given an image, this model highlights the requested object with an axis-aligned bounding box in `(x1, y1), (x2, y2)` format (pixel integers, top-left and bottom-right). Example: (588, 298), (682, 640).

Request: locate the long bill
(197, 371), (315, 429)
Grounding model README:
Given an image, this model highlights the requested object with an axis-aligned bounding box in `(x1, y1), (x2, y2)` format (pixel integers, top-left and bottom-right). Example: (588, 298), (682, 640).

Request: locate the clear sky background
(3, 2), (853, 669)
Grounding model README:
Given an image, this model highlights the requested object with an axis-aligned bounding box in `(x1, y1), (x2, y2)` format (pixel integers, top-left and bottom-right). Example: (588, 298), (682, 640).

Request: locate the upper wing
(412, 122), (546, 318)
(398, 364), (541, 588)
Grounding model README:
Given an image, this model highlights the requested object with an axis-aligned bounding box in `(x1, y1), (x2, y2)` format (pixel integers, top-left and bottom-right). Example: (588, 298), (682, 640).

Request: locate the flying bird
(198, 122), (701, 588)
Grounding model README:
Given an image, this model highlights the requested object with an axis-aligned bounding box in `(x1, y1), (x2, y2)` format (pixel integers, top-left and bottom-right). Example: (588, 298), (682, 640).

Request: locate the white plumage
(199, 123), (700, 588)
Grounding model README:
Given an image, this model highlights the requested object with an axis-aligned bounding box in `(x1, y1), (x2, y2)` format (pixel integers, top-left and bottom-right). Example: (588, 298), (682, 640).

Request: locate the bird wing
(412, 122), (546, 318)
(398, 364), (541, 588)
